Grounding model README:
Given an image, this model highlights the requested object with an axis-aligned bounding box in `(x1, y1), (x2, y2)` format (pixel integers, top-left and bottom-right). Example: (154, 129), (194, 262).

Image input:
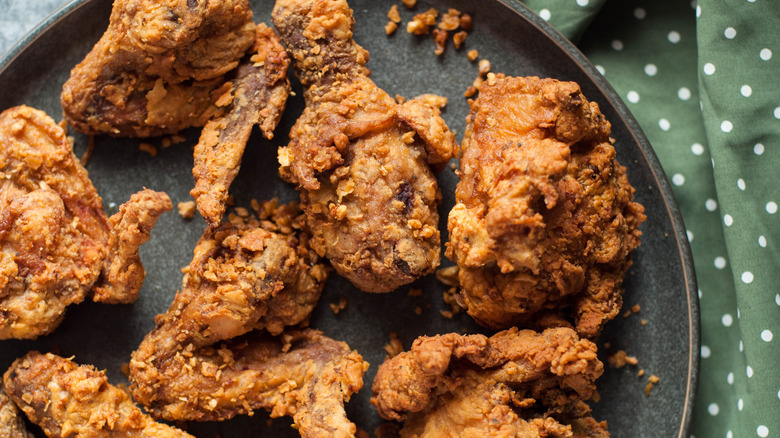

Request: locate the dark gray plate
(0, 0), (698, 437)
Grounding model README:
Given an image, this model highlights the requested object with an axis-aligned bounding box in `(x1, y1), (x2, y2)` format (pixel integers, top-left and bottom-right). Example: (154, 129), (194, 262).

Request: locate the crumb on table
(177, 201), (196, 219)
(384, 332), (404, 358)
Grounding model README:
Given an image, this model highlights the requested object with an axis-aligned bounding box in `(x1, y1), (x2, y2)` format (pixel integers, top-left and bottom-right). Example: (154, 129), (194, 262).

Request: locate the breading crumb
(178, 201), (196, 219)
(329, 297), (348, 315)
(644, 375), (660, 395)
(638, 369), (645, 377)
(384, 332), (404, 358)
(607, 350), (638, 368)
(464, 85), (477, 97)
(623, 310), (632, 318)
(407, 8), (438, 35)
(388, 5), (401, 22)
(385, 21), (398, 35)
(648, 374), (660, 383)
(443, 287), (462, 315)
(438, 8), (461, 31)
(467, 49), (479, 61)
(440, 310), (454, 319)
(414, 306), (423, 315)
(632, 304), (641, 313)
(139, 142), (158, 157)
(121, 362), (130, 377)
(401, 0), (416, 8)
(478, 59), (491, 76)
(453, 30), (468, 49)
(450, 162), (457, 170)
(460, 13), (473, 31)
(641, 319), (648, 326)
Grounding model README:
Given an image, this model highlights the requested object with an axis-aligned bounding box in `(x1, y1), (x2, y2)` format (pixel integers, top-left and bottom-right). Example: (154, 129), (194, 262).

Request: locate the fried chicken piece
(130, 202), (368, 437)
(371, 327), (609, 438)
(0, 106), (171, 339)
(61, 0), (257, 137)
(446, 75), (646, 338)
(272, 0), (458, 293)
(1, 383), (32, 438)
(3, 352), (193, 438)
(92, 189), (173, 303)
(190, 24), (291, 227)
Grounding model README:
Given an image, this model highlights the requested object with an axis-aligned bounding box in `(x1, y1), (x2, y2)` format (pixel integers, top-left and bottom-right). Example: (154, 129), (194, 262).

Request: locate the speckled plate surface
(0, 0), (698, 436)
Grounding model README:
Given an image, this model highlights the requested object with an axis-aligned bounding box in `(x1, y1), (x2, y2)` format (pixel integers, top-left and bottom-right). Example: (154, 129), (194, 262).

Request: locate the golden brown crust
(272, 0), (458, 293)
(446, 75), (646, 338)
(3, 352), (193, 438)
(61, 0), (257, 137)
(190, 24), (291, 227)
(129, 201), (367, 436)
(0, 106), (109, 339)
(370, 327), (609, 438)
(0, 106), (170, 339)
(0, 383), (32, 438)
(91, 189), (172, 304)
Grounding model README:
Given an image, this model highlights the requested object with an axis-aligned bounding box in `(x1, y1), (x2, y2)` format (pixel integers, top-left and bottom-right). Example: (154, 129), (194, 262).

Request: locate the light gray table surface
(1, 0), (72, 59)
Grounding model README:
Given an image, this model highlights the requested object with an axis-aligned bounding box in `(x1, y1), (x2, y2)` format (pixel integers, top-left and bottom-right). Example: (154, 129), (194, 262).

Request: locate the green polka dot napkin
(522, 0), (780, 436)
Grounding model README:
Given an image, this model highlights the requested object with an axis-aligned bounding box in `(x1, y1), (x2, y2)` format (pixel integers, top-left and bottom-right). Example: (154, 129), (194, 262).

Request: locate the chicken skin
(190, 24), (291, 227)
(272, 0), (458, 293)
(61, 0), (257, 138)
(0, 382), (32, 438)
(0, 106), (171, 340)
(371, 327), (609, 438)
(129, 201), (368, 437)
(3, 352), (193, 438)
(447, 75), (646, 338)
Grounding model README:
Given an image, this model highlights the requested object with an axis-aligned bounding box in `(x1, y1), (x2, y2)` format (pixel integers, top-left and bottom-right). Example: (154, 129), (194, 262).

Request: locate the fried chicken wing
(61, 0), (257, 137)
(272, 0), (458, 293)
(191, 24), (291, 227)
(3, 352), (193, 438)
(1, 383), (32, 438)
(0, 106), (171, 339)
(370, 327), (609, 438)
(446, 76), (646, 338)
(130, 201), (367, 437)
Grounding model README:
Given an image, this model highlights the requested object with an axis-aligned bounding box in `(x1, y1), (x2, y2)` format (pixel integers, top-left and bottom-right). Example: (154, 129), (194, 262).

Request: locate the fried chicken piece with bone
(0, 106), (171, 340)
(4, 352), (193, 438)
(371, 327), (609, 438)
(272, 0), (458, 293)
(61, 0), (258, 137)
(190, 24), (291, 227)
(447, 75), (646, 338)
(130, 201), (367, 437)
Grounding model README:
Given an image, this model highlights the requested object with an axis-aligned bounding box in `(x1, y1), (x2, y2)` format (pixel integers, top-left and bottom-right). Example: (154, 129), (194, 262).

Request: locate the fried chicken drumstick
(371, 327), (609, 438)
(0, 106), (171, 340)
(272, 0), (458, 293)
(4, 352), (193, 438)
(61, 0), (257, 138)
(447, 76), (646, 338)
(129, 201), (367, 437)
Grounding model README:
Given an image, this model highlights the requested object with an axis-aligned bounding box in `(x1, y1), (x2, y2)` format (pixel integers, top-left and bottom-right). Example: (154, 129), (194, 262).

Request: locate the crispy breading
(371, 327), (609, 437)
(0, 106), (169, 339)
(129, 201), (367, 436)
(447, 76), (646, 338)
(272, 0), (457, 293)
(3, 352), (192, 438)
(61, 0), (257, 137)
(190, 24), (291, 227)
(0, 383), (32, 438)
